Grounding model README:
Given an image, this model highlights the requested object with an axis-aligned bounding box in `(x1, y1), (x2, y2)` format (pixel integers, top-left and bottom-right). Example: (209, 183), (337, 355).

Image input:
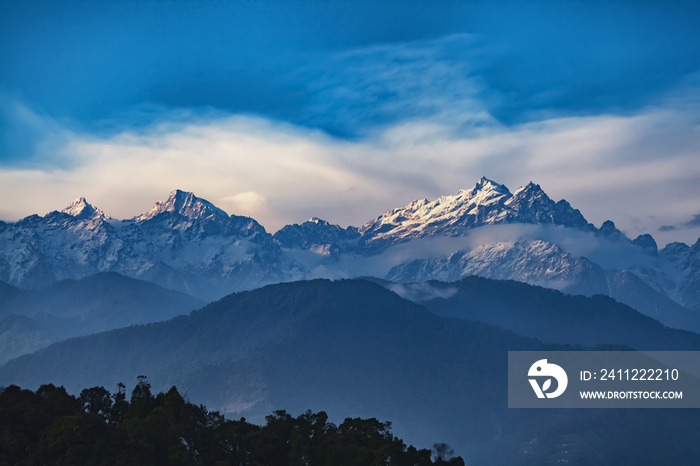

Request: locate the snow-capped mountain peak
(504, 182), (595, 232)
(468, 176), (511, 197)
(510, 181), (545, 199)
(358, 177), (595, 249)
(61, 197), (110, 220)
(273, 217), (360, 251)
(135, 190), (230, 222)
(361, 178), (511, 232)
(1, 189), (305, 300)
(2, 181), (699, 321)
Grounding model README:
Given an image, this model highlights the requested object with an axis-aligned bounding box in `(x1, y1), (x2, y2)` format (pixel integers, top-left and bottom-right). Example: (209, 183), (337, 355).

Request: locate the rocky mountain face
(1, 179), (698, 328)
(385, 239), (608, 295)
(357, 178), (595, 251)
(273, 178), (700, 328)
(659, 240), (700, 312)
(0, 190), (304, 301)
(273, 217), (360, 256)
(382, 238), (700, 330)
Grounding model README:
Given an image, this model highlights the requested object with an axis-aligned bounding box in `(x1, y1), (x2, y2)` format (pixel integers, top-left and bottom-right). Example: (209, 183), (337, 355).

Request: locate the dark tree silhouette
(79, 386), (112, 418)
(0, 380), (465, 465)
(128, 375), (154, 419)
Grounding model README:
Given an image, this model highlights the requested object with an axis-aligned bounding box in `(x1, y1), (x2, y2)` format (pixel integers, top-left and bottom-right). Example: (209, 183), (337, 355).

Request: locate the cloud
(286, 223), (660, 283)
(687, 213), (700, 228)
(300, 34), (495, 137)
(388, 283), (458, 303)
(0, 94), (73, 167)
(658, 212), (700, 237)
(219, 192), (268, 219)
(0, 100), (699, 246)
(0, 35), (699, 247)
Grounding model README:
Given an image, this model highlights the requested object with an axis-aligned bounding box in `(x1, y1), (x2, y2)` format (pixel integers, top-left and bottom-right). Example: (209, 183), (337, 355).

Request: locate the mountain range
(3, 278), (700, 465)
(3, 176), (699, 464)
(1, 178), (698, 330)
(387, 276), (700, 349)
(0, 190), (304, 300)
(0, 272), (203, 364)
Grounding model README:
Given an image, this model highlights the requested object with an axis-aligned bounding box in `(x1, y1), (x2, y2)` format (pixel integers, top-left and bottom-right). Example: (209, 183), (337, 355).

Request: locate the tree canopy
(0, 380), (464, 466)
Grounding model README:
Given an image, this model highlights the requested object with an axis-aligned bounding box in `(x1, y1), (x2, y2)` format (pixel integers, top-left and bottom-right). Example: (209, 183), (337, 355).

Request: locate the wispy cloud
(0, 95), (73, 167)
(300, 34), (495, 137)
(660, 212), (700, 237)
(687, 213), (700, 228)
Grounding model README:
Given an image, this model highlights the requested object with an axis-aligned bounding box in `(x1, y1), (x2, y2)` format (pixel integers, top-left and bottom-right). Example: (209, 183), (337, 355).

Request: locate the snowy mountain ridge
(134, 189), (229, 223)
(0, 191), (304, 300)
(61, 197), (111, 221)
(357, 177), (595, 250)
(1, 178), (699, 329)
(272, 178), (700, 328)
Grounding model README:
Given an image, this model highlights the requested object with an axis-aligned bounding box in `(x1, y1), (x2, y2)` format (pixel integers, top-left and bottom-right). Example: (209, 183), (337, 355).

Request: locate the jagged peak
(61, 197), (110, 220)
(63, 197), (93, 215)
(169, 189), (191, 201)
(632, 234), (658, 255)
(135, 190), (229, 222)
(509, 182), (550, 202)
(307, 217), (330, 225)
(393, 178), (513, 213)
(409, 198), (429, 206)
(470, 176), (511, 196)
(555, 199), (573, 208)
(515, 181), (545, 194)
(662, 241), (690, 253)
(600, 220), (618, 231)
(599, 220), (628, 241)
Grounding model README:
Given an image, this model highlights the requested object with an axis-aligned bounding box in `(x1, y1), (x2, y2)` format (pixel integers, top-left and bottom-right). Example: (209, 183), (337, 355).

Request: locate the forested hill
(0, 380), (464, 465)
(4, 279), (700, 464)
(0, 279), (543, 454)
(391, 276), (700, 349)
(0, 272), (205, 364)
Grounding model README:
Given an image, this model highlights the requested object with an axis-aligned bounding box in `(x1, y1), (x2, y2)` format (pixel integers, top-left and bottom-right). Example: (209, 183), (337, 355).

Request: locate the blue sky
(1, 0), (700, 244)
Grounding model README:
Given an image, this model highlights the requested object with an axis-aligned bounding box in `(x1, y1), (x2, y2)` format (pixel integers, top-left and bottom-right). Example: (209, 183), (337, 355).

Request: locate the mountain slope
(385, 239), (609, 295)
(660, 239), (700, 313)
(390, 276), (700, 347)
(385, 239), (700, 331)
(273, 178), (699, 329)
(0, 279), (538, 453)
(357, 178), (595, 251)
(0, 191), (306, 300)
(2, 180), (698, 323)
(3, 279), (700, 465)
(0, 272), (204, 363)
(273, 217), (360, 255)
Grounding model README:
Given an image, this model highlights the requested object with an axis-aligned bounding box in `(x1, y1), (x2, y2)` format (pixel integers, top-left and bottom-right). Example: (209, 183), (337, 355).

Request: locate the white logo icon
(528, 359), (568, 398)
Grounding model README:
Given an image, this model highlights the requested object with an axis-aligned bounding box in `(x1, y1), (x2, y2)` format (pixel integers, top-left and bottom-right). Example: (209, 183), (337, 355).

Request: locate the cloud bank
(1, 36), (699, 247)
